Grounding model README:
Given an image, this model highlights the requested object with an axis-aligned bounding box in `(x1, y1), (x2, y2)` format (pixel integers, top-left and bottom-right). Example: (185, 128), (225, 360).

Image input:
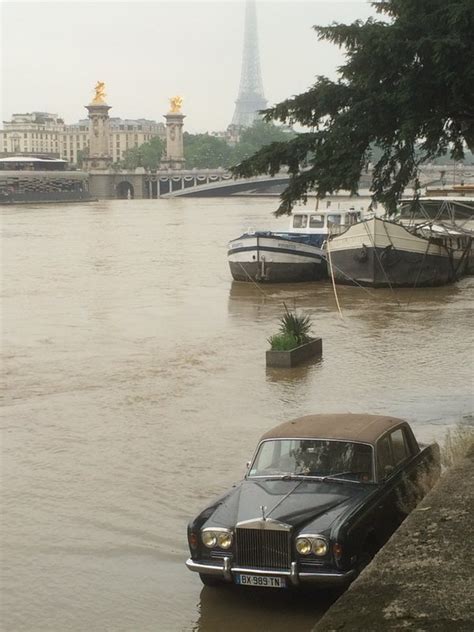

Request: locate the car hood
(204, 478), (374, 532)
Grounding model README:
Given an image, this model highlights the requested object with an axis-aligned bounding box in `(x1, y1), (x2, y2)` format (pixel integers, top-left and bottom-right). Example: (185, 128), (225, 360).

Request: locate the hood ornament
(260, 505), (267, 521)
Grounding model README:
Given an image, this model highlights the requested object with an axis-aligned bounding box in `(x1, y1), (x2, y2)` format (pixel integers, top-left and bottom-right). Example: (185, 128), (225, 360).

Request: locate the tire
(199, 573), (225, 587)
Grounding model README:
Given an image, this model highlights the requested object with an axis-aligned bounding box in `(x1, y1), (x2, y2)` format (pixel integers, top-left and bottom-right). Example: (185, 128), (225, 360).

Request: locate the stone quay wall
(314, 447), (474, 632)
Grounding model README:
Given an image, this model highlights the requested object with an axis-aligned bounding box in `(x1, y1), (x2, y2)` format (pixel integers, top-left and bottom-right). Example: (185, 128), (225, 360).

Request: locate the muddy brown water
(1, 198), (473, 631)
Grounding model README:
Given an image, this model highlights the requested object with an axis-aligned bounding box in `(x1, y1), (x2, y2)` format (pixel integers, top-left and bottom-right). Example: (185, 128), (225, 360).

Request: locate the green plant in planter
(268, 304), (313, 350)
(268, 332), (299, 351)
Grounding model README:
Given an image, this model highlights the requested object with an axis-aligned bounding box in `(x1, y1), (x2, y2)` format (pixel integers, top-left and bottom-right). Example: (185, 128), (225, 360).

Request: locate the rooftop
(260, 414), (408, 445)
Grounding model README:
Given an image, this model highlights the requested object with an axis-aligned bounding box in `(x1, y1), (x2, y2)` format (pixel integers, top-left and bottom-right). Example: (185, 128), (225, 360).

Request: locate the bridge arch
(116, 180), (134, 199)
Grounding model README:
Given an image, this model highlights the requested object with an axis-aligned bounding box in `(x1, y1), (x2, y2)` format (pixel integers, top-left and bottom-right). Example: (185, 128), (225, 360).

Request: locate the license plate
(235, 574), (286, 588)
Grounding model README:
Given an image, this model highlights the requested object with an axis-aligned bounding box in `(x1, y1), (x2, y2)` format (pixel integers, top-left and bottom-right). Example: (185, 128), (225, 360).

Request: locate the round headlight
(296, 538), (312, 555)
(312, 537), (328, 556)
(202, 531), (217, 548)
(217, 532), (233, 549)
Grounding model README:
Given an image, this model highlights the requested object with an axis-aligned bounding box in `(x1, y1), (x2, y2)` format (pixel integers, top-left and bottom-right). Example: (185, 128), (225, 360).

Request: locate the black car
(186, 414), (440, 589)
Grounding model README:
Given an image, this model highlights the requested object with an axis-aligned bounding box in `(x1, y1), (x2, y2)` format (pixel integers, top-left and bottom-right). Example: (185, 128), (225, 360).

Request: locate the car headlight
(296, 535), (328, 557)
(202, 530), (217, 548)
(296, 538), (312, 555)
(312, 537), (329, 556)
(217, 532), (233, 549)
(201, 528), (233, 549)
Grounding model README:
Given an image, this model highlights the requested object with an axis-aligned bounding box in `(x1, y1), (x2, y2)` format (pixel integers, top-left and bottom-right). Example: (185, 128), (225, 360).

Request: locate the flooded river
(1, 198), (473, 631)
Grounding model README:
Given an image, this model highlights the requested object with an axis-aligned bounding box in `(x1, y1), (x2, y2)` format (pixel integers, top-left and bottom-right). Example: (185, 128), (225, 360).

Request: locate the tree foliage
(76, 147), (89, 168)
(230, 121), (295, 165)
(231, 0), (474, 215)
(183, 133), (232, 169)
(120, 137), (165, 170)
(117, 122), (294, 172)
(183, 122), (295, 169)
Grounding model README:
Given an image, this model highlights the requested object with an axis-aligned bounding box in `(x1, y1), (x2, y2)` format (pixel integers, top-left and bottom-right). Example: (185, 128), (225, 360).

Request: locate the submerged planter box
(266, 337), (323, 368)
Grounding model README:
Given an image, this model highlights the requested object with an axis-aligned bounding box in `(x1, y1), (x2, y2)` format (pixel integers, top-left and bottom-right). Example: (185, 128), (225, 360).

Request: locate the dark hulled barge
(327, 197), (474, 287)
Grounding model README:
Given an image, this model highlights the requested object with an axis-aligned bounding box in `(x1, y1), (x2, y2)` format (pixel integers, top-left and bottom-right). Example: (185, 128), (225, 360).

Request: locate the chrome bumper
(185, 557), (356, 587)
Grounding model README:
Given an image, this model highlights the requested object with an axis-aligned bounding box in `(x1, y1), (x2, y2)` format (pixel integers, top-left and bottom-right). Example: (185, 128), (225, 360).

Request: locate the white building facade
(0, 112), (166, 165)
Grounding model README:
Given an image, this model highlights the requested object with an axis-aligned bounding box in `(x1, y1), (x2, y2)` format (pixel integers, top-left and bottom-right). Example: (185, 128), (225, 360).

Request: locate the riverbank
(314, 446), (474, 631)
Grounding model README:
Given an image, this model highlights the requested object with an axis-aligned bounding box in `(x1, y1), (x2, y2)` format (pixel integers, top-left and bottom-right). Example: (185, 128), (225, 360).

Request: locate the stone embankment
(314, 447), (474, 632)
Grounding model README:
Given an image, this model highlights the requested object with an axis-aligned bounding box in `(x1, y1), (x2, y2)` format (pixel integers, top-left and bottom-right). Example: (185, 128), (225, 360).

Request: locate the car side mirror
(384, 464), (395, 478)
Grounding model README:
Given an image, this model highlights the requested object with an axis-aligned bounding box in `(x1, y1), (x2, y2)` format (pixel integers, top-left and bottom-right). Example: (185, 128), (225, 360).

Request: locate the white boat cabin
(289, 208), (363, 236)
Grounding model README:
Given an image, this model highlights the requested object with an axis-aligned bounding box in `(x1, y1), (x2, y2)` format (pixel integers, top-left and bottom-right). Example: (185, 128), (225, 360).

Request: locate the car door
(374, 433), (400, 541)
(389, 426), (427, 517)
(376, 426), (418, 534)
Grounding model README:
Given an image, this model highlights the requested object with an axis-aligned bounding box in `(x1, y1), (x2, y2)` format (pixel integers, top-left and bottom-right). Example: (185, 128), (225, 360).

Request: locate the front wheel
(199, 573), (225, 587)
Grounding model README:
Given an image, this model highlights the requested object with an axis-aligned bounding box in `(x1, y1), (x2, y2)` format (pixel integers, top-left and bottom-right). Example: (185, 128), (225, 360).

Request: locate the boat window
(309, 214), (325, 228)
(293, 214), (308, 229)
(348, 212), (360, 225)
(327, 214), (342, 225)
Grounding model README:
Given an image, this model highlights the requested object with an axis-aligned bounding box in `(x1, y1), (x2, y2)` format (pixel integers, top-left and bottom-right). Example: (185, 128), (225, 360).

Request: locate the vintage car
(186, 414), (440, 589)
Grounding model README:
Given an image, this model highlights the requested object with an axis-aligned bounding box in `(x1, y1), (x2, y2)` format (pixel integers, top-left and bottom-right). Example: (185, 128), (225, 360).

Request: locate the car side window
(390, 428), (409, 465)
(377, 435), (394, 480)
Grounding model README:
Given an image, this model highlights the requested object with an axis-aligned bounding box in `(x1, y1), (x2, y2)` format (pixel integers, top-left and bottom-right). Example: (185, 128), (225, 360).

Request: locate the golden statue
(92, 81), (107, 104)
(169, 96), (183, 113)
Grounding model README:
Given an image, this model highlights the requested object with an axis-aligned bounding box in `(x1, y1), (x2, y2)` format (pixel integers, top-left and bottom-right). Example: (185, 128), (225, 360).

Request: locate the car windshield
(248, 439), (374, 482)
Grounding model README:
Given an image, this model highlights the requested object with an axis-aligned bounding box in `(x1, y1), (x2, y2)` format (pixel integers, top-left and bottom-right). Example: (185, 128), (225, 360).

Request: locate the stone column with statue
(84, 81), (112, 171)
(160, 96), (186, 170)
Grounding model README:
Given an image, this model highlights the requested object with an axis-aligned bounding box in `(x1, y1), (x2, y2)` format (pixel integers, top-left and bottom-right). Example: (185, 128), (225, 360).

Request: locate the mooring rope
(325, 237), (344, 319)
(321, 253), (378, 298)
(237, 262), (268, 296)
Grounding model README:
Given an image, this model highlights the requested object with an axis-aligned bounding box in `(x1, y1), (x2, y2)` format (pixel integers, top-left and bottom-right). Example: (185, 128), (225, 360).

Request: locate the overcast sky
(1, 1), (376, 132)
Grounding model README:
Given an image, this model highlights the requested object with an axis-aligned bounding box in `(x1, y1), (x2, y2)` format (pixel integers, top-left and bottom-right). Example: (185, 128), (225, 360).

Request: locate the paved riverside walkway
(314, 447), (474, 632)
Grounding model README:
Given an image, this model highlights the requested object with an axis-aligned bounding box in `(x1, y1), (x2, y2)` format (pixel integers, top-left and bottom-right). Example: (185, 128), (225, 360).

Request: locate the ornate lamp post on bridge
(84, 81), (112, 171)
(160, 96), (186, 171)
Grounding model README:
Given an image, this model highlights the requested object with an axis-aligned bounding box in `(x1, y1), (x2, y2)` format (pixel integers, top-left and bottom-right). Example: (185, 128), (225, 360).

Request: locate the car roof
(259, 414), (407, 446)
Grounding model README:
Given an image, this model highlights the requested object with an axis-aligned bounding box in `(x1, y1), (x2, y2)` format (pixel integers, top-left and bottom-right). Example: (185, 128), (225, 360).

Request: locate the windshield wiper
(252, 473), (329, 481)
(321, 471), (365, 483)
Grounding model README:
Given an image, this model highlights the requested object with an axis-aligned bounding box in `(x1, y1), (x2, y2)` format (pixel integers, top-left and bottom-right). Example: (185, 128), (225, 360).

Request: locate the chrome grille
(236, 528), (291, 569)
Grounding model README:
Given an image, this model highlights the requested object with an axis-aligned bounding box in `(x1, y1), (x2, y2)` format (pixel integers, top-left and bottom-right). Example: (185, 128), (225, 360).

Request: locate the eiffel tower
(230, 0), (267, 128)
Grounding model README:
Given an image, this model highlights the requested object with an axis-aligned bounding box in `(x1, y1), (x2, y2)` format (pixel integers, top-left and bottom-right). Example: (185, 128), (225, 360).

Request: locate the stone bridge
(88, 168), (291, 200)
(87, 165), (474, 200)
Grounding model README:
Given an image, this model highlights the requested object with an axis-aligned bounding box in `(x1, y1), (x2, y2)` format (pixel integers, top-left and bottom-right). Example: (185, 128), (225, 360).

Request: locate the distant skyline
(1, 1), (376, 132)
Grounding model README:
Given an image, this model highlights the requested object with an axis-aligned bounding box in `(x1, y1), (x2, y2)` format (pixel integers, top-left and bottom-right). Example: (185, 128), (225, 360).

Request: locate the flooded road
(1, 198), (473, 631)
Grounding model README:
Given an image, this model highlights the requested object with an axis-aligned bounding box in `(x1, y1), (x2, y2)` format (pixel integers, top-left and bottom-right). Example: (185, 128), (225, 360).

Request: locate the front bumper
(185, 557), (356, 587)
